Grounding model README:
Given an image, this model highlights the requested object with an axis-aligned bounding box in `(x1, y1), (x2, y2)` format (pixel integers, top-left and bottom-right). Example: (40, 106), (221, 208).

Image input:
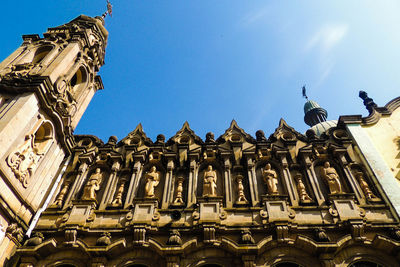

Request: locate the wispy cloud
(305, 24), (349, 87)
(239, 7), (269, 27)
(305, 24), (348, 54)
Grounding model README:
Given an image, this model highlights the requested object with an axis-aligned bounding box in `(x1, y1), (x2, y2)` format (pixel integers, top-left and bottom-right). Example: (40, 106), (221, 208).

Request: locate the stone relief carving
(203, 165), (217, 197)
(144, 166), (160, 198)
(82, 168), (103, 201)
(321, 162), (343, 194)
(294, 173), (312, 203)
(96, 232), (111, 246)
(25, 232), (44, 246)
(262, 163), (278, 195)
(6, 223), (24, 243)
(239, 229), (255, 244)
(7, 134), (43, 187)
(167, 230), (182, 246)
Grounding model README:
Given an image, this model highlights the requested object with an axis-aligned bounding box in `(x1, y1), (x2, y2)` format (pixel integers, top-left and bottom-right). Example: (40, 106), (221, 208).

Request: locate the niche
(256, 161), (285, 197)
(34, 121), (54, 154)
(137, 164), (165, 205)
(197, 163), (224, 199)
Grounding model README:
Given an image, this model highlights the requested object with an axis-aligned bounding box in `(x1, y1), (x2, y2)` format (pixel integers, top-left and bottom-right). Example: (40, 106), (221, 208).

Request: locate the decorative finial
(102, 0), (113, 19)
(302, 85), (308, 101)
(359, 90), (377, 114)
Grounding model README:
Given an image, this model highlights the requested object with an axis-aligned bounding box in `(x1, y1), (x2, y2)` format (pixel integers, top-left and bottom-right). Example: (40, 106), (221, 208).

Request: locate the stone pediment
(270, 118), (306, 143)
(166, 121), (203, 146)
(120, 123), (153, 148)
(217, 120), (256, 145)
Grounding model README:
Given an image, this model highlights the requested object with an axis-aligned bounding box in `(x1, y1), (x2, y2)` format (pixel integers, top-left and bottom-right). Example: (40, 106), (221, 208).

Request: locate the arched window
(31, 46), (53, 64)
(19, 45), (53, 65)
(70, 66), (88, 94)
(349, 261), (384, 267)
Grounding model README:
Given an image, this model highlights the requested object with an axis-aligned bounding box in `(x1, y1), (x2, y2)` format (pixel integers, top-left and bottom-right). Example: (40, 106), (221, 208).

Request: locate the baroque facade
(0, 14), (400, 267)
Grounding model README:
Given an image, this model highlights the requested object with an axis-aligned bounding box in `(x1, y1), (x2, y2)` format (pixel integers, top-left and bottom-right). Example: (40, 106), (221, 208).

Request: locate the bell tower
(0, 15), (108, 263)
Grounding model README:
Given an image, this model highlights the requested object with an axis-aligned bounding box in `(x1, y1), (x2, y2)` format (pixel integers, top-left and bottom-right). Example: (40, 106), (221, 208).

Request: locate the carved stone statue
(262, 163), (278, 195)
(7, 134), (43, 187)
(321, 162), (342, 194)
(355, 172), (379, 201)
(205, 132), (215, 143)
(144, 166), (160, 198)
(203, 165), (217, 197)
(294, 173), (312, 203)
(53, 177), (72, 207)
(82, 168), (102, 201)
(256, 130), (267, 142)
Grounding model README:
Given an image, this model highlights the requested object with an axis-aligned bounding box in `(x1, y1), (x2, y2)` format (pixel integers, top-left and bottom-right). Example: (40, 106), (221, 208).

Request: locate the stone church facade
(0, 14), (400, 267)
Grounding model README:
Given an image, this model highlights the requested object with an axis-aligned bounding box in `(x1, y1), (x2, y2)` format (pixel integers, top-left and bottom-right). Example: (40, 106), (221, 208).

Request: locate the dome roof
(304, 100), (322, 114)
(310, 120), (337, 136)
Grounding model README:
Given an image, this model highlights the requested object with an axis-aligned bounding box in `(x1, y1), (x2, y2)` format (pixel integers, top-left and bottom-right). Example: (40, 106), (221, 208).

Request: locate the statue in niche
(144, 166), (160, 198)
(203, 165), (217, 197)
(7, 134), (43, 187)
(355, 172), (379, 201)
(294, 173), (312, 203)
(53, 177), (72, 207)
(321, 162), (342, 194)
(262, 163), (278, 195)
(82, 168), (103, 201)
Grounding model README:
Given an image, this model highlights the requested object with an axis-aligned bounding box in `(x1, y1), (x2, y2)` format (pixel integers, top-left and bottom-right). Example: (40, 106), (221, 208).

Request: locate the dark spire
(102, 0), (113, 19)
(302, 86), (328, 127)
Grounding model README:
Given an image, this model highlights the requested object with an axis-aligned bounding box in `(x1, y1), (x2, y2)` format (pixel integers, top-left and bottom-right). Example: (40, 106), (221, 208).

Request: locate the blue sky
(1, 1), (400, 142)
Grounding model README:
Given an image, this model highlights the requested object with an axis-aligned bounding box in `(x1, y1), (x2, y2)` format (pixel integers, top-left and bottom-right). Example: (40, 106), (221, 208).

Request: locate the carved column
(222, 153), (233, 208)
(99, 160), (121, 210)
(124, 155), (144, 209)
(277, 151), (298, 206)
(187, 158), (198, 207)
(242, 255), (256, 267)
(246, 156), (259, 206)
(166, 256), (180, 267)
(301, 151), (325, 206)
(64, 155), (91, 207)
(162, 158), (175, 209)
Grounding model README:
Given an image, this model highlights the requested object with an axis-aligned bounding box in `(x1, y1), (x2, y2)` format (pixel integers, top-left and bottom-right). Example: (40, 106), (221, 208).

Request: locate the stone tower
(0, 15), (108, 264)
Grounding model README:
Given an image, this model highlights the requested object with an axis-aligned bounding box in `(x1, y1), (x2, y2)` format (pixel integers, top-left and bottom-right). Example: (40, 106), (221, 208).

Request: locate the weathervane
(102, 0), (113, 18)
(302, 85), (309, 101)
